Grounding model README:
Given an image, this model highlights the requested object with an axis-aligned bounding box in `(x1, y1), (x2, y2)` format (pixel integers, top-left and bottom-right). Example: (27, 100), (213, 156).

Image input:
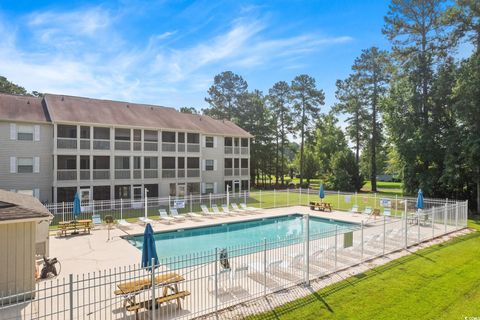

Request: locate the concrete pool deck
(49, 206), (373, 275)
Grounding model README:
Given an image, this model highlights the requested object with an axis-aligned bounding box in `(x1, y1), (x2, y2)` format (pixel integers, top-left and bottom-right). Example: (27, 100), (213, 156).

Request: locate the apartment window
(144, 157), (158, 169)
(17, 125), (34, 141)
(133, 156), (141, 170)
(234, 138), (239, 147)
(94, 127), (110, 139)
(225, 158), (233, 168)
(115, 156), (130, 169)
(17, 158), (33, 173)
(115, 128), (130, 141)
(187, 183), (200, 195)
(115, 185), (131, 199)
(58, 155), (76, 169)
(80, 156), (90, 169)
(80, 126), (90, 139)
(205, 136), (214, 148)
(145, 184), (158, 197)
(178, 132), (185, 143)
(241, 138), (248, 147)
(205, 160), (214, 171)
(241, 158), (248, 168)
(93, 186), (110, 200)
(169, 183), (176, 196)
(133, 129), (141, 141)
(93, 156), (110, 169)
(177, 157), (185, 169)
(205, 183), (214, 194)
(187, 157), (200, 168)
(224, 137), (232, 146)
(234, 158), (240, 168)
(58, 125), (77, 138)
(187, 133), (199, 144)
(57, 187), (77, 203)
(144, 130), (158, 142)
(162, 131), (176, 143)
(162, 157), (176, 169)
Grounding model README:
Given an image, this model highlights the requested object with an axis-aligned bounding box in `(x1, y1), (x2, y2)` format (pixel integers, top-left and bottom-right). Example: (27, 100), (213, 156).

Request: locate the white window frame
(205, 159), (214, 171)
(17, 125), (34, 141)
(17, 157), (34, 173)
(204, 183), (214, 194)
(205, 136), (214, 148)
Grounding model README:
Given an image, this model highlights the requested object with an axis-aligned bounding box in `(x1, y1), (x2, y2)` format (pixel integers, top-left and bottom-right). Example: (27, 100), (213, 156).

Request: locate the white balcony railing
(241, 168), (249, 176)
(115, 169), (130, 179)
(57, 138), (77, 149)
(224, 146), (233, 154)
(93, 140), (110, 150)
(57, 169), (77, 180)
(144, 169), (158, 179)
(80, 169), (90, 180)
(80, 139), (90, 150)
(115, 141), (130, 151)
(177, 144), (185, 152)
(133, 169), (142, 179)
(133, 142), (142, 151)
(162, 143), (176, 152)
(162, 169), (176, 178)
(187, 144), (200, 153)
(93, 169), (110, 180)
(177, 169), (185, 178)
(224, 168), (233, 176)
(144, 142), (158, 151)
(187, 169), (200, 178)
(241, 147), (249, 155)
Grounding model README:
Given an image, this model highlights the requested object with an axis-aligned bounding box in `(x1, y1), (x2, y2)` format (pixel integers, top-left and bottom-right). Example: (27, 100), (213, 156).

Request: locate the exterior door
(80, 188), (92, 212)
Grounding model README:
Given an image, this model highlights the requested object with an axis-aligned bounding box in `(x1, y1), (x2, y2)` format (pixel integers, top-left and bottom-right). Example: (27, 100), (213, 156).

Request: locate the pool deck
(49, 206), (369, 275)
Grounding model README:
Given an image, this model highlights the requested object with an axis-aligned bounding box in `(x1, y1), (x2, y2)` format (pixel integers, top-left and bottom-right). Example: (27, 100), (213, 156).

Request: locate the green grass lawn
(246, 220), (480, 320)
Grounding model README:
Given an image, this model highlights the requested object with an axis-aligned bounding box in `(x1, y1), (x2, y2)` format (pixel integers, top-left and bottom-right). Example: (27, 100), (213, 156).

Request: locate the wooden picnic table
(114, 272), (190, 319)
(58, 219), (91, 236)
(309, 201), (333, 212)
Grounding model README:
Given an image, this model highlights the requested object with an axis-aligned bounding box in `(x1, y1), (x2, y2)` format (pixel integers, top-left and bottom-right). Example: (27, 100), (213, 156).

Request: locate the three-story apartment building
(0, 93), (251, 204)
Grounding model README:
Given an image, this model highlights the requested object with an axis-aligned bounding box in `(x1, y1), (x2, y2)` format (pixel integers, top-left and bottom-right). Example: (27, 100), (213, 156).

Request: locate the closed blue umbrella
(319, 184), (325, 203)
(416, 189), (424, 210)
(141, 223), (159, 270)
(73, 192), (81, 220)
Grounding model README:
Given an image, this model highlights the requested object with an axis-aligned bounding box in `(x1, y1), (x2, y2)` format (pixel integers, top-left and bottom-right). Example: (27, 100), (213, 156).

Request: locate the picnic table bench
(114, 272), (190, 319)
(58, 219), (91, 236)
(309, 202), (332, 212)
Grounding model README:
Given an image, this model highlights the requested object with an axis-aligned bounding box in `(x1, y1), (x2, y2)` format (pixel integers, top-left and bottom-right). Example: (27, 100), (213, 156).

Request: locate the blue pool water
(128, 214), (357, 267)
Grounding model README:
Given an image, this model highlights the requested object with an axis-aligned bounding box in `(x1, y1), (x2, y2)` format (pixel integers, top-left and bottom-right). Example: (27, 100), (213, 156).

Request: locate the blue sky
(0, 0), (392, 111)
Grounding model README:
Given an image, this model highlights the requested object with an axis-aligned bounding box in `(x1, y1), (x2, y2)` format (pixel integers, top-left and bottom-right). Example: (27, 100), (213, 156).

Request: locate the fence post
(69, 274), (74, 320)
(62, 202), (65, 222)
(214, 247), (218, 317)
(404, 209), (408, 249)
(334, 225), (338, 271)
(374, 193), (377, 209)
(337, 190), (340, 209)
(455, 202), (458, 230)
(383, 216), (386, 255)
(299, 187), (302, 205)
(274, 189), (276, 208)
(190, 193), (193, 213)
(395, 195), (398, 217)
(244, 190), (247, 205)
(151, 257), (156, 320)
(360, 221), (364, 262)
(355, 191), (357, 206)
(259, 189), (262, 208)
(404, 198), (407, 217)
(432, 207), (436, 239)
(444, 203), (448, 233)
(168, 195), (171, 211)
(263, 238), (267, 297)
(209, 193), (212, 208)
(120, 198), (123, 221)
(304, 214), (310, 286)
(287, 188), (289, 206)
(417, 213), (421, 244)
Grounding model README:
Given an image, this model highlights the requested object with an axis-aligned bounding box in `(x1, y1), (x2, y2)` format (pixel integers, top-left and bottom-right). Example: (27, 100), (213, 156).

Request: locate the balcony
(144, 142), (158, 151)
(80, 170), (90, 180)
(224, 168), (233, 176)
(177, 144), (185, 152)
(93, 169), (110, 180)
(187, 144), (200, 153)
(241, 147), (249, 155)
(234, 147), (240, 155)
(57, 170), (77, 180)
(115, 141), (130, 151)
(115, 169), (130, 179)
(133, 169), (142, 179)
(234, 168), (240, 176)
(224, 146), (233, 154)
(80, 139), (90, 150)
(162, 143), (176, 152)
(93, 140), (110, 150)
(241, 168), (249, 176)
(144, 169), (158, 179)
(57, 138), (77, 149)
(162, 169), (176, 178)
(187, 169), (200, 178)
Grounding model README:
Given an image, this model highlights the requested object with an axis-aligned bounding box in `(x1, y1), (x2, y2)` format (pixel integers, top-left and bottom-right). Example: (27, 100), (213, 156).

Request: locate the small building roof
(44, 94), (253, 137)
(0, 190), (53, 222)
(0, 94), (50, 123)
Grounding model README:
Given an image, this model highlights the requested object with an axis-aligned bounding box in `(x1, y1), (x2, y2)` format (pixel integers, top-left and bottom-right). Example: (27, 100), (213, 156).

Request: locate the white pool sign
(174, 200), (185, 209)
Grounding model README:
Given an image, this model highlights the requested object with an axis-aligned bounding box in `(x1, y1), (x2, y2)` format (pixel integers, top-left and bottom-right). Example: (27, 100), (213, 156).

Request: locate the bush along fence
(0, 197), (469, 319)
(45, 188), (461, 226)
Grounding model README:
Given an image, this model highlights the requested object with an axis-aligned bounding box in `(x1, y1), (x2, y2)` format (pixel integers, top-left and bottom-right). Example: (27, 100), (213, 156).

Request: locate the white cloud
(0, 6), (353, 107)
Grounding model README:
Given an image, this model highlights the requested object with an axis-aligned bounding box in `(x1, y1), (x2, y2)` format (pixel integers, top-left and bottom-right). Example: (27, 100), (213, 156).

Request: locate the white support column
(304, 214), (310, 286)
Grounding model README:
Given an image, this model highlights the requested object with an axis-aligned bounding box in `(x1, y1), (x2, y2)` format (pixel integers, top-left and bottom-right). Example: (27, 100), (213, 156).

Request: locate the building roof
(0, 94), (50, 123)
(0, 190), (53, 222)
(44, 94), (253, 137)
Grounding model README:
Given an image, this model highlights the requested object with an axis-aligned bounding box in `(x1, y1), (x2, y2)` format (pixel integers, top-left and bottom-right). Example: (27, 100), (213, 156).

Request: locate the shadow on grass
(247, 229), (479, 320)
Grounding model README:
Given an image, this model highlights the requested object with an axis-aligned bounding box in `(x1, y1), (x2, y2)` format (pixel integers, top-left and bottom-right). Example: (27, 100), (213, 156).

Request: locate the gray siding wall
(0, 121), (53, 202)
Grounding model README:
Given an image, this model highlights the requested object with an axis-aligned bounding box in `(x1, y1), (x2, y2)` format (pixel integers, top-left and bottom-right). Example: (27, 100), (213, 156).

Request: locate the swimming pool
(127, 214), (358, 267)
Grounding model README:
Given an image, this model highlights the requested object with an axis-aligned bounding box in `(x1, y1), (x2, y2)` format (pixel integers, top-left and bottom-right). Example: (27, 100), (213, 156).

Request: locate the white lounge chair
(169, 208), (185, 220)
(158, 209), (175, 223)
(363, 207), (373, 215)
(221, 204), (232, 214)
(231, 203), (247, 213)
(117, 219), (132, 228)
(351, 204), (360, 214)
(139, 216), (154, 224)
(200, 204), (216, 216)
(211, 204), (221, 214)
(240, 203), (258, 212)
(186, 210), (204, 218)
